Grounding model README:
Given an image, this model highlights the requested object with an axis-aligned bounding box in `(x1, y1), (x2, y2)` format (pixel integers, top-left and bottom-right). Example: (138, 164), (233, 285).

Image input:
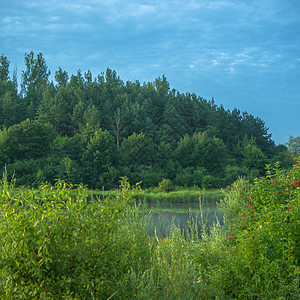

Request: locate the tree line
(0, 52), (292, 189)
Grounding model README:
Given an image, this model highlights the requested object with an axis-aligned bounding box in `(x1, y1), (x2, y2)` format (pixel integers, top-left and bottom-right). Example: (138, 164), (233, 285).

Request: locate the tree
(55, 67), (69, 88)
(37, 84), (83, 136)
(21, 52), (50, 96)
(175, 131), (228, 177)
(191, 131), (228, 176)
(83, 105), (101, 129)
(121, 132), (154, 167)
(82, 129), (117, 188)
(286, 135), (300, 161)
(241, 112), (274, 156)
(111, 107), (124, 148)
(0, 55), (18, 98)
(0, 92), (23, 127)
(0, 127), (9, 166)
(0, 54), (9, 81)
(21, 52), (50, 117)
(175, 134), (194, 168)
(57, 156), (82, 184)
(163, 98), (188, 142)
(5, 119), (57, 162)
(52, 134), (84, 162)
(239, 136), (269, 177)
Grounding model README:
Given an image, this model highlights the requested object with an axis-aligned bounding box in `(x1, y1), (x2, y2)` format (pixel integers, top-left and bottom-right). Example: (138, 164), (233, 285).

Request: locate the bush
(198, 161), (300, 299)
(158, 178), (174, 193)
(0, 177), (151, 299)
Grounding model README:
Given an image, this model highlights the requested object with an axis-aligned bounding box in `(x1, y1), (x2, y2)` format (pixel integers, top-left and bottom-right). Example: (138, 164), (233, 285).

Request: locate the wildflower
(252, 209), (256, 212)
(293, 180), (300, 187)
(248, 205), (251, 209)
(242, 218), (245, 222)
(288, 207), (291, 211)
(248, 196), (251, 199)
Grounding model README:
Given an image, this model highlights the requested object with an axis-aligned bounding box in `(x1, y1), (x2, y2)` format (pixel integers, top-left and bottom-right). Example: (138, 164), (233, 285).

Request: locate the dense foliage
(0, 162), (299, 299)
(0, 52), (292, 189)
(0, 176), (151, 298)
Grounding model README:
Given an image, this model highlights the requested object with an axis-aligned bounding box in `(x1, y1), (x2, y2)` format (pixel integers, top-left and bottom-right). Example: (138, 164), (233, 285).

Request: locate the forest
(0, 52), (293, 189)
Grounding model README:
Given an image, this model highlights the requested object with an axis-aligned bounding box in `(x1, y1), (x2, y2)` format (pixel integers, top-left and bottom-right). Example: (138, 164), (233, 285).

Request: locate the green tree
(121, 132), (154, 167)
(241, 112), (275, 156)
(21, 52), (50, 118)
(57, 156), (82, 184)
(0, 55), (18, 99)
(54, 67), (69, 88)
(21, 52), (50, 97)
(175, 134), (194, 168)
(5, 119), (57, 162)
(0, 128), (9, 166)
(239, 136), (269, 178)
(52, 134), (84, 162)
(0, 92), (23, 127)
(38, 85), (80, 136)
(286, 135), (300, 161)
(83, 105), (101, 129)
(71, 100), (86, 132)
(175, 131), (228, 177)
(0, 54), (9, 82)
(192, 131), (228, 176)
(82, 129), (117, 188)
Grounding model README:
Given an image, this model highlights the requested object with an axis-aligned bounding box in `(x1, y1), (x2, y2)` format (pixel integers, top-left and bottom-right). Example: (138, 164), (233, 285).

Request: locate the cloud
(127, 4), (158, 17)
(2, 16), (21, 24)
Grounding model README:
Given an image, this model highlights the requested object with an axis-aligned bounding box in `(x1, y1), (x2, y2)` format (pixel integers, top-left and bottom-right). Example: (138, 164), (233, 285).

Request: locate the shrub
(0, 177), (151, 299)
(158, 178), (174, 193)
(199, 161), (300, 299)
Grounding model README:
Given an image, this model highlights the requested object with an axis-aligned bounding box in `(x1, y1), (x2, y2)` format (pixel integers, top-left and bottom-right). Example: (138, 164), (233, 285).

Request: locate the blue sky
(1, 0), (300, 145)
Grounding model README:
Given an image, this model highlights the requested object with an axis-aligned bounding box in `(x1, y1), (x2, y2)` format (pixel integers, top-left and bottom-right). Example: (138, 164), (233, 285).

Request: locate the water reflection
(147, 201), (223, 237)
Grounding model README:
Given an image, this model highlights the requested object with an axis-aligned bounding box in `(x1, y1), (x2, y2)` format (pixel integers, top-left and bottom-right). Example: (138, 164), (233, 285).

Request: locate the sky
(1, 0), (300, 145)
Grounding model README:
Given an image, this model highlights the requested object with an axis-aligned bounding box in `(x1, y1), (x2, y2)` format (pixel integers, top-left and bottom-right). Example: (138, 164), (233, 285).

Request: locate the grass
(92, 187), (227, 204)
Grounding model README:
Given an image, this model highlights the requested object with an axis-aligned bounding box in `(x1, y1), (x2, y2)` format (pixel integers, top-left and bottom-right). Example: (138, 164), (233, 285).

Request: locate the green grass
(148, 204), (220, 214)
(92, 188), (226, 204)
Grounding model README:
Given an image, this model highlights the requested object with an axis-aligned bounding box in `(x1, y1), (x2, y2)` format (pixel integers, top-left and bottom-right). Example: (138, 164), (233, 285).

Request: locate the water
(146, 201), (223, 237)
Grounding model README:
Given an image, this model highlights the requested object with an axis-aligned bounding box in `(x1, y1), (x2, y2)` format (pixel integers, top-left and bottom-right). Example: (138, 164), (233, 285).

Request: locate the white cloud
(2, 16), (21, 25)
(127, 4), (157, 17)
(49, 16), (60, 21)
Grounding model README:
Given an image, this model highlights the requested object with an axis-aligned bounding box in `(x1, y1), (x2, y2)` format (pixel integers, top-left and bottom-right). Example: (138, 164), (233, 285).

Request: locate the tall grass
(93, 188), (226, 204)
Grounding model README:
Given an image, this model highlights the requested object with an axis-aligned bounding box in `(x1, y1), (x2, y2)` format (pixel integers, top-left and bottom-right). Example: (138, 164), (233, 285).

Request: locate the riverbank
(92, 188), (227, 204)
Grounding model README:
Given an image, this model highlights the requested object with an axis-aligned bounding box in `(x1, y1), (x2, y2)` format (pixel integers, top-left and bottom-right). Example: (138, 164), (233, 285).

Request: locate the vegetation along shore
(0, 162), (299, 298)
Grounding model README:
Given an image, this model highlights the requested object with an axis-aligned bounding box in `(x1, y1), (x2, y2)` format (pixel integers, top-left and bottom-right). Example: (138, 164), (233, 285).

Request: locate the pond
(146, 200), (223, 237)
